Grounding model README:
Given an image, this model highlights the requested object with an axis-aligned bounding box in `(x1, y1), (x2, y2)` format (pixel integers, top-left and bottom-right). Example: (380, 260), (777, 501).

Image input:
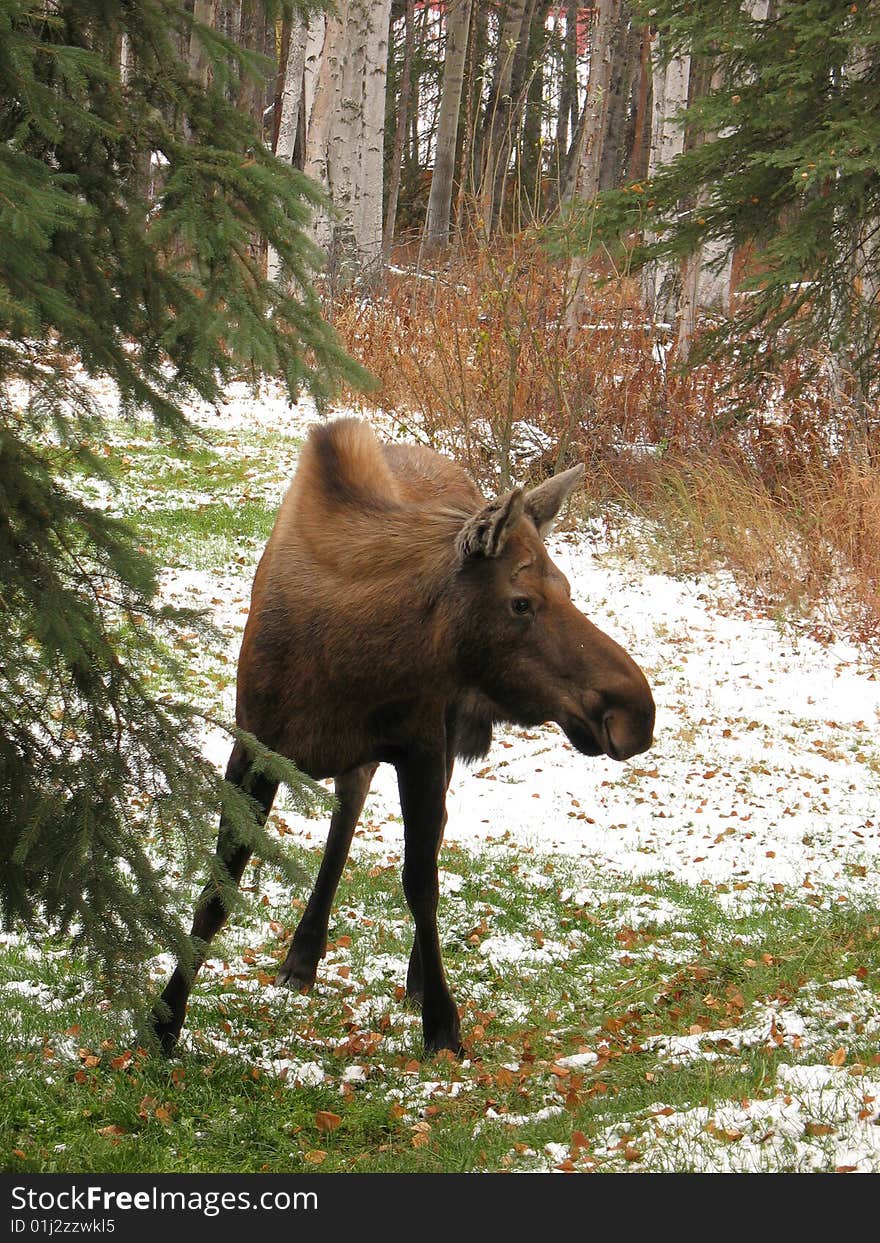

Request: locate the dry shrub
(331, 235), (668, 488)
(329, 236), (880, 644)
(591, 452), (880, 647)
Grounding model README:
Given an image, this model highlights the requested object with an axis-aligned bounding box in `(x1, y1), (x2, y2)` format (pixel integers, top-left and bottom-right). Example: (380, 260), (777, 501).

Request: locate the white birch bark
(267, 18), (309, 284)
(303, 0), (391, 279)
(422, 0), (473, 250)
(641, 36), (691, 322)
(564, 0), (626, 344)
(303, 13), (326, 132)
(304, 7), (349, 254)
(479, 0), (529, 236)
(354, 0), (393, 273)
(329, 1), (369, 263)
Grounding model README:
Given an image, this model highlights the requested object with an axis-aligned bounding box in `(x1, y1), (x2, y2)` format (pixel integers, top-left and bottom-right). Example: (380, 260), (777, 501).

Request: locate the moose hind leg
(275, 764), (377, 990)
(151, 743), (278, 1053)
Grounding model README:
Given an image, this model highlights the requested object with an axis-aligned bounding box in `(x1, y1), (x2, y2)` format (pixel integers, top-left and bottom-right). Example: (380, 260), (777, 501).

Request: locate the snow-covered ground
(167, 384), (880, 1173)
(159, 383), (880, 913)
(8, 375), (879, 1172)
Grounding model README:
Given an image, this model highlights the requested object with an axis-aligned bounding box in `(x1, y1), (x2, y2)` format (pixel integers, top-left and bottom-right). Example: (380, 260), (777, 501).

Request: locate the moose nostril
(602, 708), (653, 762)
(601, 712), (621, 761)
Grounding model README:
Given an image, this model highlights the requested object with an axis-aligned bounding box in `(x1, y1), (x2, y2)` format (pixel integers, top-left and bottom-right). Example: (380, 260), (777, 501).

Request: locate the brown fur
(154, 418), (656, 1057)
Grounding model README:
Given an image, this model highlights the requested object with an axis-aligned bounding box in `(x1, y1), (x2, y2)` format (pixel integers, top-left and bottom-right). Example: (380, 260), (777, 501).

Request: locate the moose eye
(511, 597), (532, 616)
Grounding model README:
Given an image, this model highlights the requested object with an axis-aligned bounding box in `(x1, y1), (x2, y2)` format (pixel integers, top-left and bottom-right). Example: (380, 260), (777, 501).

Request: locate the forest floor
(2, 379), (879, 1173)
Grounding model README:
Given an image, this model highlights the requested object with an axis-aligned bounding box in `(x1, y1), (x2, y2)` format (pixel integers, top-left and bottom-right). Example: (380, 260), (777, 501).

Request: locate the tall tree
(517, 0), (553, 225)
(553, 0), (580, 192)
(581, 0), (880, 428)
(304, 0), (392, 279)
(0, 0), (363, 1002)
(268, 13), (309, 283)
(422, 0), (473, 250)
(383, 0), (416, 261)
(598, 7), (641, 192)
(640, 25), (690, 322)
(356, 0), (393, 272)
(563, 0), (627, 341)
(479, 0), (530, 235)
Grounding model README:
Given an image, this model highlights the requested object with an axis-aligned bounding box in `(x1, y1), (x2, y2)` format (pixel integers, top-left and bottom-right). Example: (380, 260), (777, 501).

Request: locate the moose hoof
(424, 1031), (465, 1060)
(274, 960), (316, 992)
(150, 1012), (182, 1057)
(423, 1012), (463, 1058)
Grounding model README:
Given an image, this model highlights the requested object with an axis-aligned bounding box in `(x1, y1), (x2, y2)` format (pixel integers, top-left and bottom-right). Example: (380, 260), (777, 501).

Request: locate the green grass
(2, 845), (879, 1173)
(136, 500), (276, 570)
(4, 406), (879, 1174)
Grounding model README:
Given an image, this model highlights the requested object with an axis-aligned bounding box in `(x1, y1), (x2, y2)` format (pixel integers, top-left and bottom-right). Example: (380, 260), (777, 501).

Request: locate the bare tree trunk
(303, 0), (391, 281)
(564, 0), (626, 344)
(356, 0), (393, 276)
(422, 0), (473, 251)
(383, 0), (416, 262)
(517, 0), (553, 224)
(455, 0), (488, 236)
(640, 32), (691, 322)
(627, 25), (652, 183)
(553, 0), (579, 192)
(598, 7), (640, 191)
(189, 0), (216, 89)
(304, 9), (348, 255)
(492, 0), (539, 231)
(478, 0), (529, 237)
(267, 17), (309, 284)
(328, 2), (368, 268)
(271, 15), (292, 153)
(303, 12), (326, 129)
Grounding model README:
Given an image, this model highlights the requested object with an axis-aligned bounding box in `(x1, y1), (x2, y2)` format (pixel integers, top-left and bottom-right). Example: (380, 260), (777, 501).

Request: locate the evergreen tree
(565, 0), (880, 425)
(0, 0), (364, 1005)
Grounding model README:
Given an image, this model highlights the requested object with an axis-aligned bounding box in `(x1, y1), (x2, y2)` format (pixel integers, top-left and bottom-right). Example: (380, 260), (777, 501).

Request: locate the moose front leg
(397, 748), (462, 1057)
(151, 743), (277, 1053)
(406, 749), (455, 1006)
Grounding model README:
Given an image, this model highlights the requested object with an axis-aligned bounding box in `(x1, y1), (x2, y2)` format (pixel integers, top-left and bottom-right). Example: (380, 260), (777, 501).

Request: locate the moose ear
(523, 464), (585, 538)
(456, 488), (525, 561)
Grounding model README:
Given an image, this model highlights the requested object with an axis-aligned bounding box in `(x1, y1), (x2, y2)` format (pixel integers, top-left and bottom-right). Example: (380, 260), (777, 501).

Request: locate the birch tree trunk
(189, 0), (216, 89)
(267, 17), (309, 284)
(478, 0), (529, 237)
(328, 2), (368, 270)
(640, 33), (691, 323)
(422, 0), (473, 250)
(304, 9), (348, 256)
(383, 0), (416, 262)
(564, 0), (626, 345)
(303, 0), (391, 281)
(303, 12), (326, 133)
(353, 0), (392, 275)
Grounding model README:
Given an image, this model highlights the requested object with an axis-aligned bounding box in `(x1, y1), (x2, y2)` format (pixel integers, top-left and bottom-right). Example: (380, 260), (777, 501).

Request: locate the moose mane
(270, 419), (474, 589)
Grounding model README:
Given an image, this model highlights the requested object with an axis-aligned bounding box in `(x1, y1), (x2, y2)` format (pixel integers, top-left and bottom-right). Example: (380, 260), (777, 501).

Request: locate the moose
(153, 418), (655, 1056)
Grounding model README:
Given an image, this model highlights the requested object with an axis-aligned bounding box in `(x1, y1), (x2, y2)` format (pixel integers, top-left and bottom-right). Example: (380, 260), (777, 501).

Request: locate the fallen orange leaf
(315, 1110), (342, 1133)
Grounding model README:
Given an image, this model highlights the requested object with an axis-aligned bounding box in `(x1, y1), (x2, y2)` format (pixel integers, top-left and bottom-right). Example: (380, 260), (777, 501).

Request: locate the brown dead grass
(328, 238), (880, 648)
